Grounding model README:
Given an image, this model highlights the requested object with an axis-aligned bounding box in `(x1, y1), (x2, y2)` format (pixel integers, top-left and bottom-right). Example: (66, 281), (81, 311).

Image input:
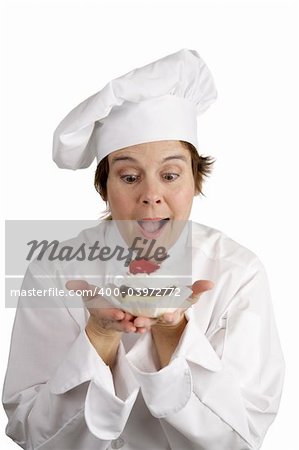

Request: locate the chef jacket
(2, 221), (285, 450)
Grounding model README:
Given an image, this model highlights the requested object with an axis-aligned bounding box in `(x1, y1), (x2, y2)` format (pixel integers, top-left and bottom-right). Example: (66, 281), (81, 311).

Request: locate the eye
(162, 173), (179, 181)
(120, 174), (140, 184)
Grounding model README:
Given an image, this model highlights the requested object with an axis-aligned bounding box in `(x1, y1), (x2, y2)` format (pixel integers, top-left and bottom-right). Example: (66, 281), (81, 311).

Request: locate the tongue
(140, 221), (161, 232)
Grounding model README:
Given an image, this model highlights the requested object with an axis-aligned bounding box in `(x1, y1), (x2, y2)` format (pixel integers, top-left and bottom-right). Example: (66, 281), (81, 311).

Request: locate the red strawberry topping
(129, 258), (160, 274)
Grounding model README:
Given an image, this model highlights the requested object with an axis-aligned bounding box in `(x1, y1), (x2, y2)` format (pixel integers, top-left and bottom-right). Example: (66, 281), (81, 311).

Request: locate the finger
(99, 320), (137, 333)
(66, 279), (90, 292)
(133, 316), (157, 329)
(89, 307), (125, 321)
(191, 280), (214, 299)
(122, 322), (137, 333)
(161, 312), (176, 324)
(136, 327), (148, 334)
(109, 320), (137, 333)
(113, 317), (139, 333)
(157, 309), (184, 325)
(123, 312), (135, 321)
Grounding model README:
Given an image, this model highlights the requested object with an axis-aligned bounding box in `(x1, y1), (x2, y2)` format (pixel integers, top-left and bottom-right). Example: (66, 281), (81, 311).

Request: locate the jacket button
(111, 437), (125, 449)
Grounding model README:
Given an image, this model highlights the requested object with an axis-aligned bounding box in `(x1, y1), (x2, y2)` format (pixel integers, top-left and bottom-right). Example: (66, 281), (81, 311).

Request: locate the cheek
(170, 180), (195, 203)
(108, 189), (123, 205)
(167, 188), (194, 217)
(179, 188), (194, 206)
(107, 182), (134, 216)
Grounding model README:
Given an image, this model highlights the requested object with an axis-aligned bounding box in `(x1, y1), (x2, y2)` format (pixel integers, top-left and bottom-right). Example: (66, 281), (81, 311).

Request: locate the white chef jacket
(2, 221), (285, 450)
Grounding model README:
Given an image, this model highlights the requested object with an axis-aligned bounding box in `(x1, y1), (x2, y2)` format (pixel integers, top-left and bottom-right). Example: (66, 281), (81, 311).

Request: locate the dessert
(105, 258), (193, 318)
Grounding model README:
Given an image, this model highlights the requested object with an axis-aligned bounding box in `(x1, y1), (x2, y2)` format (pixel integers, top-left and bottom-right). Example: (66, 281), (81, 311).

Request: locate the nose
(142, 196), (161, 205)
(139, 181), (162, 205)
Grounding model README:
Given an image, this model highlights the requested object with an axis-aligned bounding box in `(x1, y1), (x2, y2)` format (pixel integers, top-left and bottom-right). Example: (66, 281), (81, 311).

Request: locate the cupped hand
(65, 280), (138, 334)
(134, 279), (214, 330)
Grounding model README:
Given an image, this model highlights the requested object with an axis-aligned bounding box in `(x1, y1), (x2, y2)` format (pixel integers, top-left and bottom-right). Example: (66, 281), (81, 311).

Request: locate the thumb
(66, 279), (90, 291)
(191, 280), (214, 299)
(65, 280), (98, 301)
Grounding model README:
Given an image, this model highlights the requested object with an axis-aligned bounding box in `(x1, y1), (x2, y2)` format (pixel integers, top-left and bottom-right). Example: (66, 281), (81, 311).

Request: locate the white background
(1, 0), (298, 448)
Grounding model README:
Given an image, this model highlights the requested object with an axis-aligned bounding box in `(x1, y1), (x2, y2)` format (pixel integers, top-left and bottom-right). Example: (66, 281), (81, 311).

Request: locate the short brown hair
(94, 141), (215, 219)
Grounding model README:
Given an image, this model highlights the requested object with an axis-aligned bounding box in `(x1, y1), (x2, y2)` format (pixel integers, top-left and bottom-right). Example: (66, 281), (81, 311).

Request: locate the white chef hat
(53, 48), (217, 170)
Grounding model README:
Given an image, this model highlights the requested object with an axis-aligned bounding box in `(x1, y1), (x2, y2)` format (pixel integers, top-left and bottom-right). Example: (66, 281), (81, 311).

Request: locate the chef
(2, 49), (285, 449)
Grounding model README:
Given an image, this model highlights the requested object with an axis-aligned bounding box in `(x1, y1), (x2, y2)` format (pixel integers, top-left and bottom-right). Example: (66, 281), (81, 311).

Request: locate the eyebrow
(110, 154), (188, 165)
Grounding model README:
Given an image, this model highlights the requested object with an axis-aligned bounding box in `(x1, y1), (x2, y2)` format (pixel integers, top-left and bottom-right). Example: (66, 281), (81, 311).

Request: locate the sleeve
(126, 259), (285, 450)
(2, 263), (139, 450)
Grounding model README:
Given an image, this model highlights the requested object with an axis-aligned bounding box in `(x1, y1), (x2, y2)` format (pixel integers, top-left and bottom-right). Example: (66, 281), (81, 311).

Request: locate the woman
(3, 49), (284, 449)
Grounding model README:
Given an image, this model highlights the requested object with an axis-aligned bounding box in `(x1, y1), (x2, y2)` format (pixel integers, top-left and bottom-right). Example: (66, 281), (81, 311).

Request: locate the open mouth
(137, 218), (170, 237)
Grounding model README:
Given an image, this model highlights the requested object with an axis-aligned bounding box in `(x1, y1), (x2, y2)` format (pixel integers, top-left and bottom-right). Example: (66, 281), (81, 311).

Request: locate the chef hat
(53, 48), (217, 170)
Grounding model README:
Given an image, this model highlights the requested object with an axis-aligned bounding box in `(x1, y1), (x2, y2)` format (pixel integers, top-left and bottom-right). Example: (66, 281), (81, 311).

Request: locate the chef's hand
(133, 280), (214, 331)
(65, 280), (138, 335)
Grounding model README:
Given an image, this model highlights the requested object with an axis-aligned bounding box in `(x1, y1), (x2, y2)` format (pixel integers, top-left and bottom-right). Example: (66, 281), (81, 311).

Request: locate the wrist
(151, 315), (187, 369)
(86, 315), (121, 338)
(85, 318), (121, 368)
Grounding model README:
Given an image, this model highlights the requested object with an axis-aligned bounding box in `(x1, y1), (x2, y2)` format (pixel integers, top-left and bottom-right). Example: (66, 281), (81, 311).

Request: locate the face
(106, 140), (195, 253)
